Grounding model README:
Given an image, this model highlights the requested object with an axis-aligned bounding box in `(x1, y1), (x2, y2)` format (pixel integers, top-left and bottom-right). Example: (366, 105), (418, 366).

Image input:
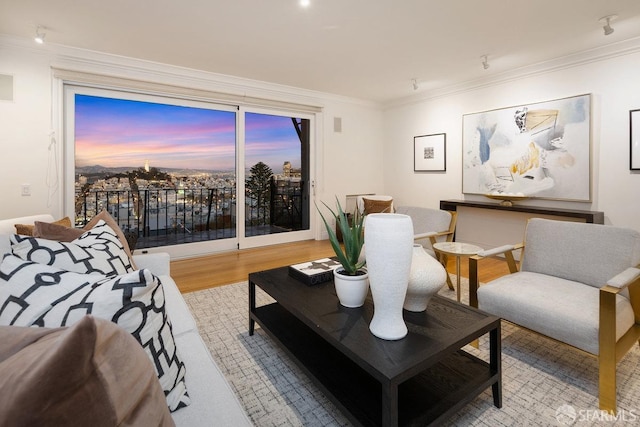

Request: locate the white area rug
(183, 279), (640, 426)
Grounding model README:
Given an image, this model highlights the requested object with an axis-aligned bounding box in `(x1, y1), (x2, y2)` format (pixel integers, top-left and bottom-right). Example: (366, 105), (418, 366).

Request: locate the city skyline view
(75, 94), (302, 173)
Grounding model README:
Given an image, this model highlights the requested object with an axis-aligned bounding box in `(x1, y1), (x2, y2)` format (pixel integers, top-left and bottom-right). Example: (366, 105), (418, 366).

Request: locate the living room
(2, 1), (640, 426)
(1, 2), (638, 237)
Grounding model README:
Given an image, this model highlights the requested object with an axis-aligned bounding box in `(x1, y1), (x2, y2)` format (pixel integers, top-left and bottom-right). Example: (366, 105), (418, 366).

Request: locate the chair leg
(599, 287), (617, 414)
(599, 354), (617, 414)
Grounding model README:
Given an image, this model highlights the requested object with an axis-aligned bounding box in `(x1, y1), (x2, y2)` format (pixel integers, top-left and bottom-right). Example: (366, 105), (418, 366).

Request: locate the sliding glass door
(238, 108), (313, 249)
(64, 86), (314, 256)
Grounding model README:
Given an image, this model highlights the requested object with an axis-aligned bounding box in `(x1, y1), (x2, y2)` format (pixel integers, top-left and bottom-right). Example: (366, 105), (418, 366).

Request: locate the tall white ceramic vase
(364, 213), (414, 340)
(404, 244), (447, 312)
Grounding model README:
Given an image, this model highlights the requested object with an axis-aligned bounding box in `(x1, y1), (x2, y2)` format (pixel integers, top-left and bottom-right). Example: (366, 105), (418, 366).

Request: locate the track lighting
(599, 15), (617, 36)
(412, 79), (419, 90)
(481, 55), (490, 70)
(34, 26), (46, 44)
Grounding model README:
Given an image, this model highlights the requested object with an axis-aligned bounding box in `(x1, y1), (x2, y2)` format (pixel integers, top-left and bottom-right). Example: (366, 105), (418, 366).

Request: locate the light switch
(21, 184), (31, 196)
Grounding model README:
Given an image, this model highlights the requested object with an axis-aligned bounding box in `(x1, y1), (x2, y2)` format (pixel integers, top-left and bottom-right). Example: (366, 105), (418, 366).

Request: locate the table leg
(381, 383), (399, 427)
(455, 256), (461, 302)
(490, 326), (503, 408)
(436, 251), (454, 290)
(249, 280), (256, 336)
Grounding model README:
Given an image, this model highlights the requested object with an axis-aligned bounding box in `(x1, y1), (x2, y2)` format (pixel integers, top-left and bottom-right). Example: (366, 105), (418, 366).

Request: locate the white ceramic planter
(404, 244), (448, 312)
(364, 213), (413, 340)
(334, 268), (369, 308)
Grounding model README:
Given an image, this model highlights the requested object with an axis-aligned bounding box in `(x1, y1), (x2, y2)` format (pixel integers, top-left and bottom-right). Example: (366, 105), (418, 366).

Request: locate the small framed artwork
(631, 109), (640, 170)
(414, 133), (446, 172)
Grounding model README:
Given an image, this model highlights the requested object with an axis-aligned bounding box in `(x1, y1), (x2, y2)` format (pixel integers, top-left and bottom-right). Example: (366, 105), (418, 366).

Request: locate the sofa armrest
(132, 253), (171, 276)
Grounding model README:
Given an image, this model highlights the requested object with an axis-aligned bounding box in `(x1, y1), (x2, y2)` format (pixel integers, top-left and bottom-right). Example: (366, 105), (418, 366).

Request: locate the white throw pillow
(10, 220), (134, 277)
(0, 254), (190, 412)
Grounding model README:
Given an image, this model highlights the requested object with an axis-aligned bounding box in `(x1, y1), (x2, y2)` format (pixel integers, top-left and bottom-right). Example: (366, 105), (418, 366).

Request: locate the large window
(64, 86), (314, 256)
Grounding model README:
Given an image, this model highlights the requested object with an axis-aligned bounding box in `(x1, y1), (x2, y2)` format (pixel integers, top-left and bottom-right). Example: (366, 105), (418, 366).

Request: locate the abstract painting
(462, 94), (591, 201)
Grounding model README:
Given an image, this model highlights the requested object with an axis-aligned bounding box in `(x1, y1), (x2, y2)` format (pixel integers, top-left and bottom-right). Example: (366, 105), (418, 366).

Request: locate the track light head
(599, 15), (617, 36)
(481, 55), (490, 70)
(34, 26), (46, 44)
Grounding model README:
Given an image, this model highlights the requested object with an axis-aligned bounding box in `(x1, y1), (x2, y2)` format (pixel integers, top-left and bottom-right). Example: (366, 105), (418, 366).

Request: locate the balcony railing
(75, 180), (304, 249)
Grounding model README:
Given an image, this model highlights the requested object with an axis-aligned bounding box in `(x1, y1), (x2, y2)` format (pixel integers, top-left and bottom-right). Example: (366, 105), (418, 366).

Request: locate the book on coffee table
(288, 258), (341, 285)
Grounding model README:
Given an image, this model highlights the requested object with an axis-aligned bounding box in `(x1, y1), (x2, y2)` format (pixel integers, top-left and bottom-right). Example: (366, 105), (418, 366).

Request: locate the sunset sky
(74, 95), (302, 172)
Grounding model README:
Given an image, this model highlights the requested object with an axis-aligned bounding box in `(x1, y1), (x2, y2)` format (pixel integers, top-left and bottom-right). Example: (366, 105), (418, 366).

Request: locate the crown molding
(385, 36), (640, 110)
(7, 31), (638, 112)
(0, 33), (379, 110)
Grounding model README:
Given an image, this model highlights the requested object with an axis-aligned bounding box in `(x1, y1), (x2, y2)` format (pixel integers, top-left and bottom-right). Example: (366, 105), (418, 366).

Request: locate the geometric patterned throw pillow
(10, 220), (134, 277)
(0, 254), (190, 412)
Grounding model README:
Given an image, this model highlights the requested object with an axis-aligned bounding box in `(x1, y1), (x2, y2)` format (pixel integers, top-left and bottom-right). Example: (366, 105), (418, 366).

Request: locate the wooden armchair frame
(468, 242), (640, 414)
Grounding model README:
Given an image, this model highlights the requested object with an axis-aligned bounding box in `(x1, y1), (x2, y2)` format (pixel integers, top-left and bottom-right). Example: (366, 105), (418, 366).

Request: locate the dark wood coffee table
(248, 266), (501, 427)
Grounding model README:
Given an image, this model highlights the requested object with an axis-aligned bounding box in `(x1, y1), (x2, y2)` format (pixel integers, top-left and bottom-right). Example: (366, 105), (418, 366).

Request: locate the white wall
(0, 43), (61, 217)
(383, 41), (640, 247)
(0, 36), (384, 242)
(4, 33), (639, 253)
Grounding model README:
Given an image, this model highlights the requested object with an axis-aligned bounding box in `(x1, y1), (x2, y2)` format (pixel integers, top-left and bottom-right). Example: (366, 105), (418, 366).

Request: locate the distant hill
(75, 165), (232, 176)
(76, 164), (126, 174)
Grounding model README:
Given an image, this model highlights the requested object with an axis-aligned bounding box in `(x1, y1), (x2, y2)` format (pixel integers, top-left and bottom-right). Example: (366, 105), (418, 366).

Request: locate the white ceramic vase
(364, 213), (414, 340)
(404, 244), (448, 312)
(333, 268), (369, 308)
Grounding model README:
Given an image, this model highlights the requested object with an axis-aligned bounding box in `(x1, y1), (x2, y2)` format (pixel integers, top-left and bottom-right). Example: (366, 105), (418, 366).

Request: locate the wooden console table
(440, 199), (604, 224)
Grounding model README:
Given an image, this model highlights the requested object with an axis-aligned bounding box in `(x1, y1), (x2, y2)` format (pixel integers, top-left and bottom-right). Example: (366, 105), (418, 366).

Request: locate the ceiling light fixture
(481, 55), (490, 70)
(34, 26), (46, 44)
(299, 0), (310, 7)
(599, 15), (617, 36)
(412, 79), (419, 90)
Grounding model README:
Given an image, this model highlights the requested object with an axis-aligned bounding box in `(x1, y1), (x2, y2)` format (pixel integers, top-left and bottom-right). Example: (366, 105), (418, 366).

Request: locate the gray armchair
(469, 218), (640, 413)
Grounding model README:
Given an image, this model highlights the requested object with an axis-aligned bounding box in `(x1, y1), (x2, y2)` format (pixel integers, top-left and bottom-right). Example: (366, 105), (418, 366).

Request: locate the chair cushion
(478, 271), (636, 355)
(522, 218), (640, 289)
(356, 195), (393, 214)
(362, 197), (393, 214)
(395, 206), (452, 235)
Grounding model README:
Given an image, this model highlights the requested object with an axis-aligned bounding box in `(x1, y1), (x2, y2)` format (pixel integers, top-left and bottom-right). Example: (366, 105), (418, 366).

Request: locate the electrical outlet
(21, 184), (31, 196)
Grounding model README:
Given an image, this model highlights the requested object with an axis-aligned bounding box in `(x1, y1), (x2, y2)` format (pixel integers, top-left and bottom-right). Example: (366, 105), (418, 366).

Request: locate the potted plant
(317, 197), (369, 307)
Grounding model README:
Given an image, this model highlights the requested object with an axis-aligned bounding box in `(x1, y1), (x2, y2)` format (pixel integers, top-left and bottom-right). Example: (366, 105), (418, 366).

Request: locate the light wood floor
(171, 239), (513, 293)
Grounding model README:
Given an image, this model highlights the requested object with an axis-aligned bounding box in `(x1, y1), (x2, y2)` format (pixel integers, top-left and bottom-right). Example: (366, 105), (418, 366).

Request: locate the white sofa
(0, 214), (252, 427)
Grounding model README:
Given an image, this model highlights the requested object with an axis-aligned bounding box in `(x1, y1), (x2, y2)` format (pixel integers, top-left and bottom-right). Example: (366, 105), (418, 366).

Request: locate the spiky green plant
(316, 197), (366, 276)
